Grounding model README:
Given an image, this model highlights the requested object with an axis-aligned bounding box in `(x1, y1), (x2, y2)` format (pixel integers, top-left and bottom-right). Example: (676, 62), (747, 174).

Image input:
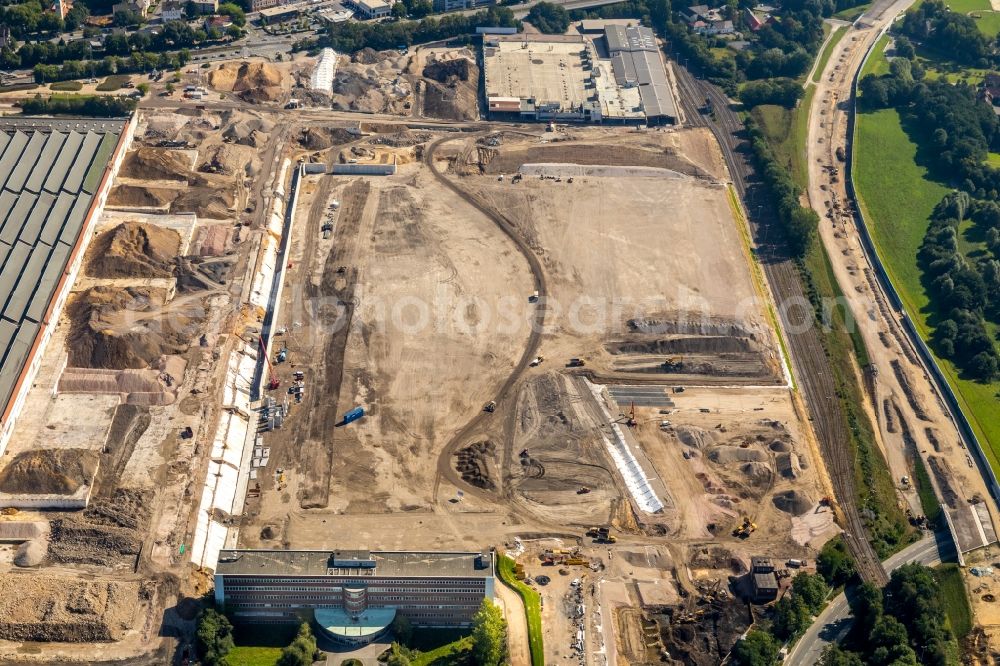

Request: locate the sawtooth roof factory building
(214, 549), (495, 645)
(483, 23), (678, 124)
(0, 116), (134, 459)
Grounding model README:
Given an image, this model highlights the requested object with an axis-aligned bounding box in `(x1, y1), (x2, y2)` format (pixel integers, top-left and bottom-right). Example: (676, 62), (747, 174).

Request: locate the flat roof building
(214, 549), (495, 645)
(482, 24), (677, 124)
(344, 0), (390, 19)
(0, 116), (133, 460)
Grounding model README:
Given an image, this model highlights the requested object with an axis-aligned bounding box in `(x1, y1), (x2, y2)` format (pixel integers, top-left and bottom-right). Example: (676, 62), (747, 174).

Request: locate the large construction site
(0, 13), (996, 666)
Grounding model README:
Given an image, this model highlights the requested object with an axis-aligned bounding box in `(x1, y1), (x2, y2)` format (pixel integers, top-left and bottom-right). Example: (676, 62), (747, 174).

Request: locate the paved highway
(787, 533), (950, 664)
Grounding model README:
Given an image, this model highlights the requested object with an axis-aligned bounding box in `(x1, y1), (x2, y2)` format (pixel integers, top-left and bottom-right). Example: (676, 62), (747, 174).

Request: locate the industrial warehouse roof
(215, 549), (494, 578)
(605, 26), (678, 121)
(0, 117), (126, 415)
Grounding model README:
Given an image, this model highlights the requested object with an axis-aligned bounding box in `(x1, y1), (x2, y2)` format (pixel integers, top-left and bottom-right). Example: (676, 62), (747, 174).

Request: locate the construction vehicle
(484, 401), (496, 413)
(586, 527), (601, 538)
(567, 358), (585, 367)
(529, 356), (544, 367)
(662, 357), (683, 370)
(275, 346), (288, 363)
(732, 516), (757, 539)
(577, 487), (590, 494)
(626, 402), (636, 427)
(259, 336), (280, 390)
(564, 557), (590, 566)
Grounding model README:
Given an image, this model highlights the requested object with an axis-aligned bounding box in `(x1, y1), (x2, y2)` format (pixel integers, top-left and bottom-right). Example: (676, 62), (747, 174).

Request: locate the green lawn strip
(854, 107), (1000, 470)
(973, 11), (1000, 36)
(833, 2), (870, 20)
(936, 564), (973, 640)
(861, 34), (891, 77)
(411, 636), (474, 666)
(49, 81), (83, 91)
(227, 646), (282, 666)
(96, 74), (132, 91)
(911, 452), (942, 524)
(496, 555), (543, 666)
(987, 153), (1000, 168)
(814, 25), (849, 83)
(939, 0), (989, 12)
(0, 83), (38, 93)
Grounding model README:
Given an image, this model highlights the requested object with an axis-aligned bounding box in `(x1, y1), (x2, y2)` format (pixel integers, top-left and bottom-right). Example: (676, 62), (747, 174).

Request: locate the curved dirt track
(424, 135), (548, 503)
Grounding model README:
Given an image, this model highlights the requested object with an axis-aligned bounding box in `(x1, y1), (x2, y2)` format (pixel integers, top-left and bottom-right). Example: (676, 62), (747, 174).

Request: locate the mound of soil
(210, 62), (284, 103)
(223, 116), (275, 147)
(0, 449), (99, 495)
(122, 148), (192, 181)
(298, 126), (355, 150)
(87, 222), (180, 279)
(776, 452), (803, 479)
(423, 57), (472, 83)
(677, 426), (715, 449)
(769, 440), (792, 453)
(107, 184), (173, 209)
(772, 490), (813, 516)
(740, 461), (773, 485)
(67, 286), (196, 369)
(0, 575), (140, 642)
(707, 446), (768, 464)
(455, 440), (496, 491)
(14, 539), (47, 567)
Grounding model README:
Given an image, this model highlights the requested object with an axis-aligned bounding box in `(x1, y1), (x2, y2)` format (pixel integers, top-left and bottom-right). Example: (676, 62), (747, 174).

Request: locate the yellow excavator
(732, 516), (757, 539)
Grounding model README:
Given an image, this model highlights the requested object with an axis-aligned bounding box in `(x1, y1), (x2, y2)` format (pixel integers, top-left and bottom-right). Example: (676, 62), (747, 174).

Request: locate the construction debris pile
(655, 596), (751, 666)
(0, 575), (141, 642)
(331, 49), (412, 115)
(208, 61), (287, 103)
(420, 50), (480, 121)
(47, 488), (153, 568)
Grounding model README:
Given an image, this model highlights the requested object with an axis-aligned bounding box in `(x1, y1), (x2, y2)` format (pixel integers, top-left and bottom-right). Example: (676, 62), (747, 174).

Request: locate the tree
(136, 82), (149, 96)
(218, 2), (246, 25)
(340, 660), (364, 666)
(195, 608), (234, 666)
(391, 614), (413, 644)
(471, 598), (507, 666)
(772, 594), (811, 640)
(894, 35), (915, 59)
(731, 630), (780, 666)
(277, 623), (321, 666)
(818, 645), (865, 666)
(525, 1), (570, 33)
(385, 643), (412, 666)
(791, 572), (829, 614)
(817, 537), (856, 587)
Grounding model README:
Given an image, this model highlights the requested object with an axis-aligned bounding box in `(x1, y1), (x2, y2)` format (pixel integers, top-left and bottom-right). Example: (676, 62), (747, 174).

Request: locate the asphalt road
(787, 532), (951, 664)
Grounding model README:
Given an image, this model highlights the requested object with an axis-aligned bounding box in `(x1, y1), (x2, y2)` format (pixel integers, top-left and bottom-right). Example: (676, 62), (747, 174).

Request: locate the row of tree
(20, 93), (136, 116)
(31, 49), (192, 82)
(739, 77), (804, 109)
(525, 2), (571, 34)
(745, 114), (821, 257)
(820, 564), (955, 665)
(320, 5), (518, 53)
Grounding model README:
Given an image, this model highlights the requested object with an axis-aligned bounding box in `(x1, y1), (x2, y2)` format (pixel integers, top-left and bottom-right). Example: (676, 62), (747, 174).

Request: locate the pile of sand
(768, 440), (792, 453)
(707, 446), (768, 464)
(121, 148), (192, 182)
(86, 222), (180, 279)
(740, 461), (773, 484)
(776, 452), (802, 479)
(14, 539), (48, 567)
(677, 426), (715, 449)
(209, 62), (285, 103)
(772, 490), (813, 516)
(66, 286), (195, 369)
(222, 115), (275, 147)
(0, 449), (99, 495)
(0, 575), (140, 642)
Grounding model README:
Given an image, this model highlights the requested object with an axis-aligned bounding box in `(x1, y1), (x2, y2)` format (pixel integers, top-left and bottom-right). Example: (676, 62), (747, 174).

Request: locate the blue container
(343, 406), (364, 424)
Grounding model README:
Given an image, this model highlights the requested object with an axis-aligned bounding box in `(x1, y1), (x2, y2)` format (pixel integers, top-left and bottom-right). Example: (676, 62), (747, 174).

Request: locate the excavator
(732, 516), (757, 539)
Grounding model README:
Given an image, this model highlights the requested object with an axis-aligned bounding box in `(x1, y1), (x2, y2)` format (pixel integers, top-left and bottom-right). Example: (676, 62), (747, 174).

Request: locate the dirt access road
(805, 0), (1000, 552)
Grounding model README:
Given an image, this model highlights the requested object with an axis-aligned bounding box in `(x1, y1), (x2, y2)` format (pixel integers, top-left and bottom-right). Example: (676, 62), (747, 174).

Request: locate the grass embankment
(833, 2), (870, 20)
(750, 84), (815, 189)
(814, 25), (849, 83)
(0, 83), (38, 93)
(936, 564), (974, 640)
(411, 636), (474, 666)
(49, 81), (83, 91)
(496, 554), (543, 666)
(96, 74), (132, 91)
(854, 106), (1000, 471)
(912, 452), (943, 524)
(861, 34), (891, 77)
(227, 624), (297, 666)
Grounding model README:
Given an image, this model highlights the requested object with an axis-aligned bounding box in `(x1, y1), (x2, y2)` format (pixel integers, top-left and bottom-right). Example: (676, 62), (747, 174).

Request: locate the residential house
(744, 6), (776, 30)
(112, 0), (152, 15)
(683, 4), (710, 22)
(160, 0), (185, 20)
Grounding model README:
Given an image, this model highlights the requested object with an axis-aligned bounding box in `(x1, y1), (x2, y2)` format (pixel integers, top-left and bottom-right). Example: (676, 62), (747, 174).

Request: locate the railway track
(670, 62), (887, 584)
(424, 134), (549, 503)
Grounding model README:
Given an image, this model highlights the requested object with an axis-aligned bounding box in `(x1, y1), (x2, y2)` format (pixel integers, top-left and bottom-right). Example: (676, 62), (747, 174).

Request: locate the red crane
(259, 335), (280, 390)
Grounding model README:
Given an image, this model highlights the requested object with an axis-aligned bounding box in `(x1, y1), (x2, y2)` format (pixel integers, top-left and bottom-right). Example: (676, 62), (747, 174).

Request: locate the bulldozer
(732, 516), (757, 539)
